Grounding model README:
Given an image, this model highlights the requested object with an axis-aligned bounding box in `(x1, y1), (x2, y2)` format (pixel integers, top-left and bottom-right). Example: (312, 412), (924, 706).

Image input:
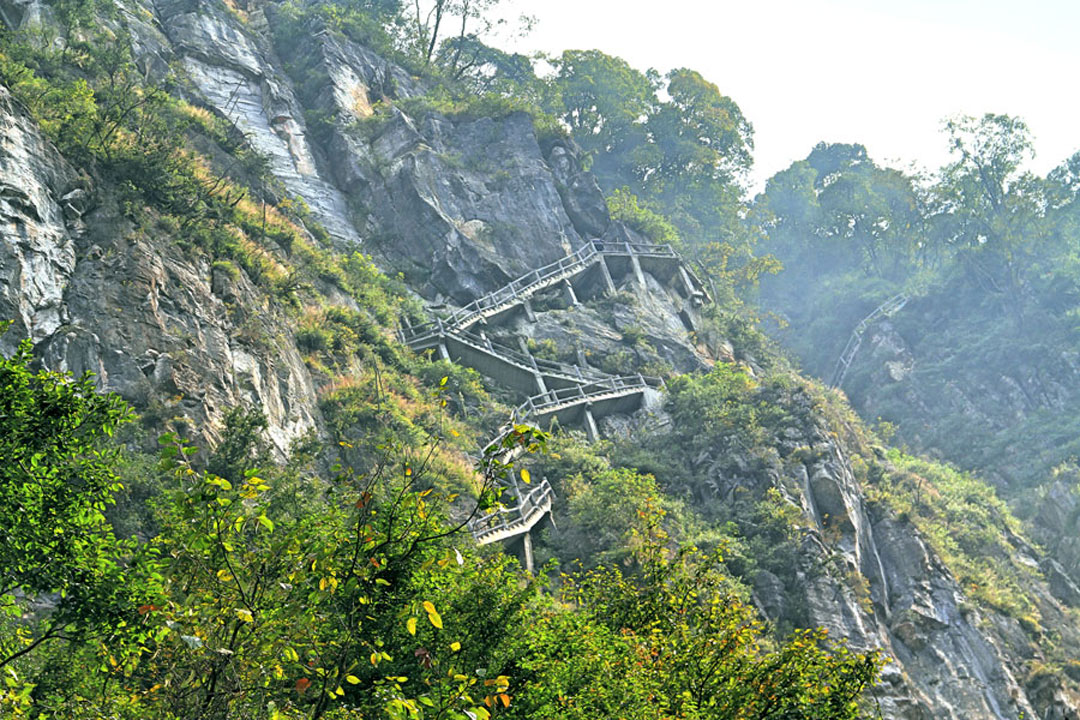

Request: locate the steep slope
(2, 2), (1080, 717)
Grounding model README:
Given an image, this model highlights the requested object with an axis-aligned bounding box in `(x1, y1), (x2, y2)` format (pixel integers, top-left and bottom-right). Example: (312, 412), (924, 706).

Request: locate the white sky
(492, 0), (1080, 190)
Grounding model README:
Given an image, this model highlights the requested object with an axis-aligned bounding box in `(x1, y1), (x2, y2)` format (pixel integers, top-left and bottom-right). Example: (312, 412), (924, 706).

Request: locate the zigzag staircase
(830, 293), (910, 389)
(400, 241), (708, 560)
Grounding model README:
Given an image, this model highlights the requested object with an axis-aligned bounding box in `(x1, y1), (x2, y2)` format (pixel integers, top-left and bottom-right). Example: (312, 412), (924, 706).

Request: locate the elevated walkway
(401, 241), (708, 345)
(511, 375), (662, 429)
(469, 478), (554, 546)
(481, 375), (662, 461)
(400, 240), (705, 553)
(830, 293), (909, 388)
(410, 325), (608, 396)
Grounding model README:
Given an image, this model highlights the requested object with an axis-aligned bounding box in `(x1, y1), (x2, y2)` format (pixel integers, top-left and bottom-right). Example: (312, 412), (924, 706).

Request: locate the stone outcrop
(0, 84), (319, 456)
(0, 85), (78, 352)
(686, 392), (1080, 719)
(155, 0), (360, 245)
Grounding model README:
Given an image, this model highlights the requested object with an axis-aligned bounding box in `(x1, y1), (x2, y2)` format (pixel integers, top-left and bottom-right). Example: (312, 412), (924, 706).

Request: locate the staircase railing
(397, 240), (696, 545)
(400, 241), (679, 344)
(468, 478), (554, 545)
(442, 327), (610, 384)
(830, 293), (909, 388)
(510, 374), (663, 423)
(480, 374), (662, 458)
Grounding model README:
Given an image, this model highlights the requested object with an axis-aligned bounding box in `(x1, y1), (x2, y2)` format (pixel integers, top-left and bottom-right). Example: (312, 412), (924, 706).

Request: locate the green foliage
(511, 536), (880, 720)
(871, 451), (1041, 625)
(755, 116), (1080, 498)
(0, 341), (880, 718)
(0, 4), (914, 716)
(558, 467), (671, 566)
(665, 363), (784, 461)
(550, 49), (658, 166)
(206, 406), (272, 484)
(606, 188), (681, 249)
(0, 332), (162, 708)
(0, 334), (127, 634)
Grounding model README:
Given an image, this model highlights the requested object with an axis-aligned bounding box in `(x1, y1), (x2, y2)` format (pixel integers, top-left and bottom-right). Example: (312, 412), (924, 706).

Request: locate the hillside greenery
(2, 0), (1076, 716)
(0, 336), (884, 718)
(753, 118), (1080, 498)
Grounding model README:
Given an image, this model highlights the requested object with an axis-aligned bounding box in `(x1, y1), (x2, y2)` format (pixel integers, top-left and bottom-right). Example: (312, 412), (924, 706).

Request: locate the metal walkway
(830, 293), (909, 389)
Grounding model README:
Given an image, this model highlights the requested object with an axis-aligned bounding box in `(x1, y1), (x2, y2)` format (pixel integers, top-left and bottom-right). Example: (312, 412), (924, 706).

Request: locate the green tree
(933, 113), (1046, 314)
(550, 49), (658, 186)
(0, 331), (154, 676)
(510, 529), (880, 719)
(646, 68), (754, 191)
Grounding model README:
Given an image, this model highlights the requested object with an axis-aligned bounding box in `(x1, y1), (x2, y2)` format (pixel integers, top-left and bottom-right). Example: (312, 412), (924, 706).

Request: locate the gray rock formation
(0, 85), (77, 352)
(0, 84), (319, 456)
(682, 397), (1080, 718)
(154, 0), (360, 245)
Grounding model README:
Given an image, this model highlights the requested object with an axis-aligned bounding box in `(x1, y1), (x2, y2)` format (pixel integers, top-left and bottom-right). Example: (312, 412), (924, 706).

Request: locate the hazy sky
(493, 0), (1080, 190)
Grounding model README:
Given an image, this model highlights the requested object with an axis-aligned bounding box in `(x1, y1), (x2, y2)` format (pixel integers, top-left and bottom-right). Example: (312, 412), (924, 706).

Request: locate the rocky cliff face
(2, 1), (1078, 717)
(0, 82), (321, 454)
(648, 375), (1080, 719)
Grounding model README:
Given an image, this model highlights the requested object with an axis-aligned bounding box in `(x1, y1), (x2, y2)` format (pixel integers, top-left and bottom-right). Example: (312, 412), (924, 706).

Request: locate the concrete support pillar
(679, 307), (697, 333)
(563, 279), (580, 307)
(583, 405), (600, 442)
(678, 265), (697, 299)
(522, 531), (535, 575)
(517, 336), (532, 355)
(437, 342), (450, 361)
(576, 345), (589, 369)
(598, 257), (617, 295)
(528, 355), (548, 394)
(522, 298), (537, 323)
(630, 253), (647, 289)
(532, 373), (548, 394)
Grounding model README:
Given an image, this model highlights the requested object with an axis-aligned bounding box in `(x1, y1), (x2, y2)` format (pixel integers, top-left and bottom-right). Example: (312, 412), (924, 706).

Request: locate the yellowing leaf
(346, 675), (360, 685)
(520, 468), (531, 484)
(407, 617), (418, 636)
(422, 601), (443, 629)
(499, 693), (511, 708)
(235, 609), (253, 623)
(450, 642), (461, 652)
